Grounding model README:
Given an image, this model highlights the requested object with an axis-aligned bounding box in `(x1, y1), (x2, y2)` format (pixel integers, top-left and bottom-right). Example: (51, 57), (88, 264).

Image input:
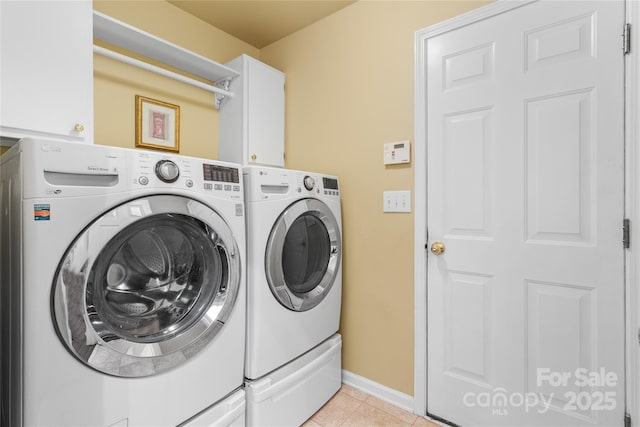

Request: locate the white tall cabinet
(0, 1), (93, 144)
(219, 55), (285, 167)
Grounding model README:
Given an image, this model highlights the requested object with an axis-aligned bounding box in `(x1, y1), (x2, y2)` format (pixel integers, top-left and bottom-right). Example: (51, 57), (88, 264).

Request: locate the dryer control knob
(303, 175), (315, 191)
(155, 160), (180, 183)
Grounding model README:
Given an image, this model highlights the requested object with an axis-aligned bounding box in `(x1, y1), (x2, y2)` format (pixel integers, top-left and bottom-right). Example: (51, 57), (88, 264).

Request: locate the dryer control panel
(295, 172), (339, 198)
(243, 166), (340, 202)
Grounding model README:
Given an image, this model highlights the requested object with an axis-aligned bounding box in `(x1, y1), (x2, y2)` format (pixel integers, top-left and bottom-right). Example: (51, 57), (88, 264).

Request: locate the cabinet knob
(251, 154), (257, 161)
(74, 123), (85, 132)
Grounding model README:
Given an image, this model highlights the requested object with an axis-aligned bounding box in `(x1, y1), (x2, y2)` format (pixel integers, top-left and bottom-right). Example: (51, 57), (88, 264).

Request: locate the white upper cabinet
(219, 55), (285, 167)
(1, 1), (93, 143)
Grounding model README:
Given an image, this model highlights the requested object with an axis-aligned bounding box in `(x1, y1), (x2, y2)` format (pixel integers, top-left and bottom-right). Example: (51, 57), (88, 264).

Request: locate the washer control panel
(131, 151), (242, 199)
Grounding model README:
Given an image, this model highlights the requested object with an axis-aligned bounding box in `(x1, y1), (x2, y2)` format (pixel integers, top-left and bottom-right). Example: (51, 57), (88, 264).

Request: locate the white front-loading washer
(243, 166), (343, 426)
(0, 139), (247, 426)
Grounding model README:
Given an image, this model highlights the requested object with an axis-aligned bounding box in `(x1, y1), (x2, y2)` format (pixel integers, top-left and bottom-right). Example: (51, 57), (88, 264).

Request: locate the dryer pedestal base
(245, 334), (342, 426)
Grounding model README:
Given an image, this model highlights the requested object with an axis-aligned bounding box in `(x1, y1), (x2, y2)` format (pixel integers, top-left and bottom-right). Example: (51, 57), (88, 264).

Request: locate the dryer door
(265, 198), (341, 311)
(52, 195), (240, 377)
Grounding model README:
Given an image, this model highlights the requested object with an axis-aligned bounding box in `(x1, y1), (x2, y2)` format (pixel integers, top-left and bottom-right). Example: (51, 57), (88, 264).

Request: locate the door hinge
(623, 219), (631, 248)
(623, 23), (631, 55)
(624, 412), (631, 427)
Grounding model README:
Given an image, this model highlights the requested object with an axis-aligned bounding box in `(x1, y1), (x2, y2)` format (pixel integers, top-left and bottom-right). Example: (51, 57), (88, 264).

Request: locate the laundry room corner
(260, 0), (490, 398)
(86, 0), (493, 403)
(4, 0), (639, 424)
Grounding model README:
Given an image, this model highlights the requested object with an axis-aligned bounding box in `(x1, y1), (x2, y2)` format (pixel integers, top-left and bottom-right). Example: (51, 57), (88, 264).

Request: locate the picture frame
(135, 95), (180, 152)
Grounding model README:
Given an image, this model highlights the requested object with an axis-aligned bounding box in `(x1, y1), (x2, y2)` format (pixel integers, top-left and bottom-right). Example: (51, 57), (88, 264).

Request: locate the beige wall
(261, 0), (488, 395)
(93, 0), (259, 158)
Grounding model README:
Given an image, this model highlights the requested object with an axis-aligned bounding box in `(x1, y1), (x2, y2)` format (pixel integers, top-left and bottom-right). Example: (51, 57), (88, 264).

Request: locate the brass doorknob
(430, 241), (445, 255)
(74, 123), (84, 132)
(251, 154), (257, 161)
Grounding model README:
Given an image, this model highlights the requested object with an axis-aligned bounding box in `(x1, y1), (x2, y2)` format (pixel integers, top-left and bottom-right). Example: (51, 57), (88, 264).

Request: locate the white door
(425, 1), (625, 426)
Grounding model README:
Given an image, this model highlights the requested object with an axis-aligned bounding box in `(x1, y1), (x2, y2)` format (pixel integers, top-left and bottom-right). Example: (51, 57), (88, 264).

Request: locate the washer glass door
(266, 198), (341, 311)
(52, 195), (240, 377)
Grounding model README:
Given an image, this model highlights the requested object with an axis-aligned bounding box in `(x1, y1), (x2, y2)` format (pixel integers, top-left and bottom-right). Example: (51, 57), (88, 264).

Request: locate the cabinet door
(0, 1), (93, 143)
(246, 58), (285, 167)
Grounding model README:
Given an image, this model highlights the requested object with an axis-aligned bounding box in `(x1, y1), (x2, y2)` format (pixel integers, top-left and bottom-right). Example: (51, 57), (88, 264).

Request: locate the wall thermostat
(384, 140), (411, 165)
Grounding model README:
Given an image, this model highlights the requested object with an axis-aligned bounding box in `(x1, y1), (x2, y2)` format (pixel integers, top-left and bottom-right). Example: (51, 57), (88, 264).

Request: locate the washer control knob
(303, 175), (315, 191)
(155, 160), (180, 183)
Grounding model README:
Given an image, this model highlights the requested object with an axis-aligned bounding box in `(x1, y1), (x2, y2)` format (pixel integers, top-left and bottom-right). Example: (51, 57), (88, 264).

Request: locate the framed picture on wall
(135, 95), (180, 152)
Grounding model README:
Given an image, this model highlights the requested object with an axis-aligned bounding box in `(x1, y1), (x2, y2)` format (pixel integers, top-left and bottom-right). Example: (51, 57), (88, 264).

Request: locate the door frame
(624, 0), (640, 423)
(413, 0), (640, 423)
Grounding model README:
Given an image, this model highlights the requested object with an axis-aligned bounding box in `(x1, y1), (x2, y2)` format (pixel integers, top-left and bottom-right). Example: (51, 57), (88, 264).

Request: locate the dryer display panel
(52, 195), (240, 377)
(322, 177), (338, 190)
(265, 198), (341, 312)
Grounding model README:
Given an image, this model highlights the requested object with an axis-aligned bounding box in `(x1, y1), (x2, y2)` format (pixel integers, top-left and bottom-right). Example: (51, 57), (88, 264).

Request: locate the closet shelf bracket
(214, 78), (233, 109)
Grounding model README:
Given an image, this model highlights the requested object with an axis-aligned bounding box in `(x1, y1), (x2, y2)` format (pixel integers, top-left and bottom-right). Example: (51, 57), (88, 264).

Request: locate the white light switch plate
(383, 191), (411, 213)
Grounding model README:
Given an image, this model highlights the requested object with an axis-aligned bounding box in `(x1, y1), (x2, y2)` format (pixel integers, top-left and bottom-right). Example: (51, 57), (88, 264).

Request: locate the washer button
(139, 176), (149, 185)
(185, 179), (193, 188)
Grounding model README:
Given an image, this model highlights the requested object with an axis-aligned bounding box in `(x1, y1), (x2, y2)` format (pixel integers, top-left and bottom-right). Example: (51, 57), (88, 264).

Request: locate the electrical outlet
(383, 191), (411, 213)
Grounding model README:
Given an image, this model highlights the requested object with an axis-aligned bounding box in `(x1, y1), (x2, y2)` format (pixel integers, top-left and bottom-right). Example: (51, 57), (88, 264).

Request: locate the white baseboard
(341, 370), (414, 413)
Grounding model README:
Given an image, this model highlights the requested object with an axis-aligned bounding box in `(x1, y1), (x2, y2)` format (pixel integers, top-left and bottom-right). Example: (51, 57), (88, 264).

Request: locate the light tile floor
(303, 384), (444, 427)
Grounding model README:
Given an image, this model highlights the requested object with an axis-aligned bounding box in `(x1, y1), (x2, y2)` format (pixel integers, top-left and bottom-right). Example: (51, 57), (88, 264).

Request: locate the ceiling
(168, 1), (356, 49)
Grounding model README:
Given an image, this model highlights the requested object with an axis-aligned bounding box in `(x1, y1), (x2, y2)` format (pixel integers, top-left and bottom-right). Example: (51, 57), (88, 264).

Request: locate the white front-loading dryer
(0, 139), (246, 426)
(244, 166), (342, 380)
(243, 166), (343, 426)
